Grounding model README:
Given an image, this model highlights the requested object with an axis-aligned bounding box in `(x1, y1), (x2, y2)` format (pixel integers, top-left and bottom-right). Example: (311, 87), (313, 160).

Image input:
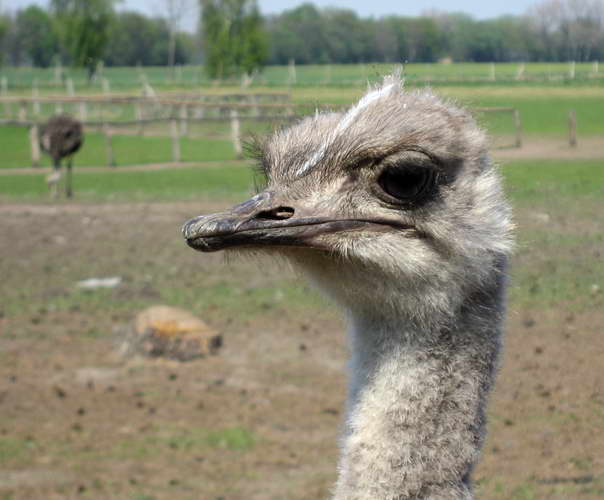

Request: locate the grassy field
(2, 72), (604, 171)
(0, 125), (238, 169)
(2, 62), (603, 90)
(2, 85), (604, 169)
(292, 86), (604, 136)
(0, 164), (255, 201)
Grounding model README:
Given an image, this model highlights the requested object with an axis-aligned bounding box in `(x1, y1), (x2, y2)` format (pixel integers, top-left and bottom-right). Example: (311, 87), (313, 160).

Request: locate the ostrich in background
(183, 74), (513, 499)
(40, 114), (83, 198)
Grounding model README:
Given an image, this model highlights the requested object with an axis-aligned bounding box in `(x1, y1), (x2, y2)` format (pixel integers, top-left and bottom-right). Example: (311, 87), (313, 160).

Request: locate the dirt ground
(491, 136), (604, 161)
(0, 199), (603, 500)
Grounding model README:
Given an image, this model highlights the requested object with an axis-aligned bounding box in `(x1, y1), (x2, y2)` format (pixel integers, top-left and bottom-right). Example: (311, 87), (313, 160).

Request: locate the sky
(7, 0), (536, 32)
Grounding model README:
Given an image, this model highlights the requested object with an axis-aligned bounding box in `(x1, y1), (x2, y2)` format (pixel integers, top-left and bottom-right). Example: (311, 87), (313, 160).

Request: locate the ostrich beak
(182, 191), (395, 252)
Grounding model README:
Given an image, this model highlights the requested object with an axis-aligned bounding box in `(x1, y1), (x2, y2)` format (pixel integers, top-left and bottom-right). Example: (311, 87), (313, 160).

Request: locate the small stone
(76, 277), (121, 290)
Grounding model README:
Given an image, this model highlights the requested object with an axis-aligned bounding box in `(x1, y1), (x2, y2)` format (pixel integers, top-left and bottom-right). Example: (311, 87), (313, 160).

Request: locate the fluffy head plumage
(249, 75), (513, 327)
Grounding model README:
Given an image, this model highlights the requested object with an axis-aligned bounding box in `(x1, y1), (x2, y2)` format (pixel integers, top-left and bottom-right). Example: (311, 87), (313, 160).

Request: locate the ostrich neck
(333, 286), (504, 500)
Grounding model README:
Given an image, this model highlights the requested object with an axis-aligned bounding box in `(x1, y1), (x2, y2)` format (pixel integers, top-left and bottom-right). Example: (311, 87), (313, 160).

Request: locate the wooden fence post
(136, 103), (144, 136)
(250, 94), (259, 117)
(55, 101), (64, 115)
(30, 124), (41, 168)
(171, 119), (181, 163)
(230, 109), (242, 159)
(66, 78), (75, 97)
(32, 80), (41, 117)
(79, 101), (88, 121)
(1, 77), (10, 118)
(568, 109), (577, 147)
(179, 104), (188, 136)
(54, 61), (62, 85)
(18, 101), (27, 122)
(104, 123), (116, 167)
(569, 61), (576, 79)
(288, 58), (297, 86)
(513, 109), (522, 148)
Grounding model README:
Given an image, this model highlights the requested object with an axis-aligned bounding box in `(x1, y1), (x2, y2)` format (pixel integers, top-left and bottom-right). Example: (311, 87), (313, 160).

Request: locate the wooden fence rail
(1, 106), (525, 168)
(0, 112), (299, 168)
(1, 106), (527, 168)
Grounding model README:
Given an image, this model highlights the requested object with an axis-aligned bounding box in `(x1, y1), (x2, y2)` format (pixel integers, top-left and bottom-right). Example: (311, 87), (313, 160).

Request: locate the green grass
(0, 164), (255, 201)
(503, 160), (604, 309)
(0, 436), (37, 464)
(0, 126), (237, 169)
(504, 159), (604, 200)
(2, 157), (602, 203)
(113, 426), (256, 460)
(466, 94), (604, 136)
(2, 63), (603, 91)
(293, 86), (604, 136)
(160, 279), (325, 318)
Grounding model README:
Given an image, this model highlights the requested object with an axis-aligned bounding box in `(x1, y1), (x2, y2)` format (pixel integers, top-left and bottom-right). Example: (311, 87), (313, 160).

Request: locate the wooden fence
(0, 93), (295, 123)
(1, 110), (297, 168)
(1, 103), (580, 168)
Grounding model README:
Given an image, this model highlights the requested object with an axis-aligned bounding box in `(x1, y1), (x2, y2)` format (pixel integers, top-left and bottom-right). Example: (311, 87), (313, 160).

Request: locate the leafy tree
(14, 6), (58, 67)
(0, 11), (9, 66)
(266, 4), (328, 64)
(105, 12), (167, 66)
(104, 11), (195, 67)
(51, 0), (118, 79)
(201, 0), (268, 78)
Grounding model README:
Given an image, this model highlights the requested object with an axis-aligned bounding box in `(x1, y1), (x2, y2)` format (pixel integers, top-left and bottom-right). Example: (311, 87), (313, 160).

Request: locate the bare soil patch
(0, 201), (602, 499)
(492, 136), (604, 161)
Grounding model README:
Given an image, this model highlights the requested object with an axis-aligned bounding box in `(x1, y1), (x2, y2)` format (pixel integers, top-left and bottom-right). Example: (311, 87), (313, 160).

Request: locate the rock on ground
(122, 305), (222, 361)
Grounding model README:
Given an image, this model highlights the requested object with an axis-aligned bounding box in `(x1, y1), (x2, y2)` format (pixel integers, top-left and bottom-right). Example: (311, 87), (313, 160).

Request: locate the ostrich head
(183, 75), (512, 328)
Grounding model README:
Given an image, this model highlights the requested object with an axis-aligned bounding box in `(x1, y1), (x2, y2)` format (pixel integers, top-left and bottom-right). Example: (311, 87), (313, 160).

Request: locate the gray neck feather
(333, 266), (507, 500)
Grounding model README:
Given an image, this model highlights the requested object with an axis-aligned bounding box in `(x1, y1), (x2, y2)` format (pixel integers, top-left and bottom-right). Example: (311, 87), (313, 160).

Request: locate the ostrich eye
(377, 165), (435, 203)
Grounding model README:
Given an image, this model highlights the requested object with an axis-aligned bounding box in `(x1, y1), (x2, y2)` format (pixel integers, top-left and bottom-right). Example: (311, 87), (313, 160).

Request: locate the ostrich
(182, 74), (513, 499)
(39, 114), (83, 198)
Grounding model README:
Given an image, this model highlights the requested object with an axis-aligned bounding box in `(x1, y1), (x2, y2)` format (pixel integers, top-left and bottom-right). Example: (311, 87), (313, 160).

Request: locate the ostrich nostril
(256, 206), (295, 220)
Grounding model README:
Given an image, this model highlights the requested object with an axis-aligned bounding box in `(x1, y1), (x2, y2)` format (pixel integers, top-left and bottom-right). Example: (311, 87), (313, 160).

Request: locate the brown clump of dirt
(124, 305), (222, 361)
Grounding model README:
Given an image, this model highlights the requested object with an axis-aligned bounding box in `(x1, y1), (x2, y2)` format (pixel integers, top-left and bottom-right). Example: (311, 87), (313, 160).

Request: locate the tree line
(0, 1), (199, 72)
(266, 1), (604, 65)
(0, 0), (603, 75)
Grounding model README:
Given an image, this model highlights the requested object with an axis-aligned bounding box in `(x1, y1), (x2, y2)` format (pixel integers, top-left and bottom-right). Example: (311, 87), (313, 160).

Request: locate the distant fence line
(0, 102), (299, 167)
(2, 107), (528, 169)
(0, 93), (295, 124)
(8, 104), (587, 169)
(0, 60), (603, 90)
